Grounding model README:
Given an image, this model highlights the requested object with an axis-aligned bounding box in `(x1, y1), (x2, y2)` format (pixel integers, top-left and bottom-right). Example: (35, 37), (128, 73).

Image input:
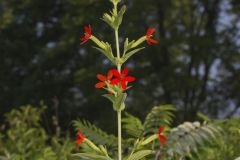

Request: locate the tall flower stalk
(75, 0), (165, 159)
(113, 4), (122, 156)
(114, 10), (122, 160)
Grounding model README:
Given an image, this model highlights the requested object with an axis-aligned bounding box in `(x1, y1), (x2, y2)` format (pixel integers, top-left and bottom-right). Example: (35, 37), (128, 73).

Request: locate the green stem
(115, 30), (121, 72)
(117, 110), (122, 160)
(117, 64), (121, 72)
(115, 30), (121, 59)
(114, 4), (122, 158)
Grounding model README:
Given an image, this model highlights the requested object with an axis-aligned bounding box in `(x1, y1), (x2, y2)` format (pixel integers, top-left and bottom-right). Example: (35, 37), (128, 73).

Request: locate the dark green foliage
(122, 105), (176, 138)
(143, 105), (176, 135)
(74, 105), (222, 159)
(0, 105), (75, 160)
(192, 118), (240, 160)
(0, 0), (240, 133)
(0, 104), (234, 160)
(166, 122), (222, 158)
(72, 119), (117, 148)
(122, 112), (144, 138)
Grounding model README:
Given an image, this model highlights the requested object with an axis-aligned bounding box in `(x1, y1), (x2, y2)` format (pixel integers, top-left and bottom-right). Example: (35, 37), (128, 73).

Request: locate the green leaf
(166, 121), (222, 157)
(103, 93), (127, 111)
(102, 94), (115, 104)
(141, 134), (158, 146)
(102, 13), (114, 28)
(123, 38), (137, 56)
(123, 38), (129, 54)
(114, 92), (127, 111)
(72, 120), (117, 147)
(102, 4), (126, 30)
(99, 145), (109, 157)
(197, 112), (210, 122)
(93, 46), (116, 65)
(127, 150), (154, 160)
(122, 112), (144, 138)
(122, 47), (145, 63)
(143, 105), (176, 135)
(72, 153), (112, 160)
(42, 147), (56, 160)
(114, 5), (126, 29)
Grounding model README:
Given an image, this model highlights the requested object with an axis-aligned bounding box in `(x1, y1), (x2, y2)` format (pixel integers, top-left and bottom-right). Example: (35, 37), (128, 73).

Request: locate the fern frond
(72, 120), (117, 147)
(122, 112), (144, 138)
(166, 121), (222, 157)
(143, 105), (176, 135)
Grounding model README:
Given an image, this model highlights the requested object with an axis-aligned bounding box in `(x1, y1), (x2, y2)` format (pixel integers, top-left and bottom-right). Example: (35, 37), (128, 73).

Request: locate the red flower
(95, 71), (113, 88)
(110, 67), (136, 90)
(75, 130), (86, 145)
(80, 25), (92, 44)
(158, 126), (167, 146)
(146, 28), (158, 44)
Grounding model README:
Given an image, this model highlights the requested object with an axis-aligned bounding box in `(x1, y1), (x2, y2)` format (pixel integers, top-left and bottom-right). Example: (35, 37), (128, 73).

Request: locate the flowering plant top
(74, 0), (166, 160)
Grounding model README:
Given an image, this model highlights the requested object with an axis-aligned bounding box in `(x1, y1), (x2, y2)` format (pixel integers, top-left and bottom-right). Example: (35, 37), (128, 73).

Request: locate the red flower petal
(145, 27), (158, 45)
(75, 131), (85, 145)
(107, 70), (113, 80)
(159, 135), (167, 146)
(157, 127), (167, 146)
(110, 78), (120, 85)
(147, 38), (158, 44)
(80, 38), (88, 44)
(111, 69), (121, 77)
(124, 76), (136, 82)
(85, 25), (91, 35)
(146, 28), (155, 37)
(80, 25), (92, 45)
(121, 81), (127, 90)
(122, 67), (129, 76)
(97, 74), (107, 81)
(158, 126), (164, 134)
(95, 82), (106, 88)
(76, 139), (81, 144)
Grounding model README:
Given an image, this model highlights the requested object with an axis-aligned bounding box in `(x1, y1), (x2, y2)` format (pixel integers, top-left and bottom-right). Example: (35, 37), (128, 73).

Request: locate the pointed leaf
(113, 93), (127, 111)
(114, 5), (126, 29)
(122, 47), (145, 63)
(102, 94), (115, 104)
(93, 46), (115, 64)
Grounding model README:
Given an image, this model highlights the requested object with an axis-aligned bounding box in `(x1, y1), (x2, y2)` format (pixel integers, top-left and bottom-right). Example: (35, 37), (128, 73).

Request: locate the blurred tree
(124, 0), (240, 121)
(0, 0), (239, 133)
